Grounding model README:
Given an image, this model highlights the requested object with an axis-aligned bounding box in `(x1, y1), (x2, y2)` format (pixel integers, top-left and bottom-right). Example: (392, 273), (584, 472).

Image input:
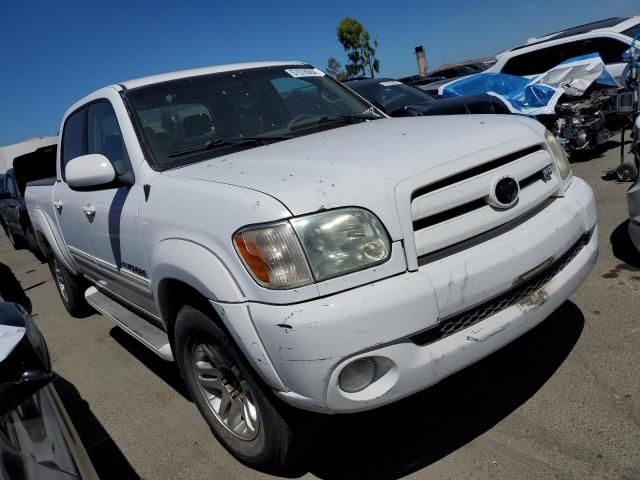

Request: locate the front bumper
(220, 177), (597, 413)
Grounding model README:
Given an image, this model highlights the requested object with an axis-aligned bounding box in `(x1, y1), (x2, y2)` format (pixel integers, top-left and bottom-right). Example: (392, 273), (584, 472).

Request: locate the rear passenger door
(55, 108), (95, 273)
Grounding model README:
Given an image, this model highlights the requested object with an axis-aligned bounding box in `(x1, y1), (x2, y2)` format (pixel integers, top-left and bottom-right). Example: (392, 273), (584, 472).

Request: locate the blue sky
(0, 0), (637, 146)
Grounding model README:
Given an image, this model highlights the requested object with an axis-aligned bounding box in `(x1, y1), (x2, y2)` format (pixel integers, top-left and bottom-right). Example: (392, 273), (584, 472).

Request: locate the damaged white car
(25, 61), (598, 472)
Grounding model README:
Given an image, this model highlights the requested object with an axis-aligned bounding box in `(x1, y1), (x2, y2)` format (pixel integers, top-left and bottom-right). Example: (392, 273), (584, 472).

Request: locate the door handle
(82, 204), (96, 217)
(53, 199), (64, 210)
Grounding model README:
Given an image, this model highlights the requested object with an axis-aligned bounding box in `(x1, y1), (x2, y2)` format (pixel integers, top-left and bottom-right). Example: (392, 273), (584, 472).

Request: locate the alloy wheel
(52, 258), (68, 303)
(191, 342), (260, 441)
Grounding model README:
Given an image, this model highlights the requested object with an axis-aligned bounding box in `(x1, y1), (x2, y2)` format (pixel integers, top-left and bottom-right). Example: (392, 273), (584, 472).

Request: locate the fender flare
(151, 238), (246, 306)
(151, 239), (288, 391)
(30, 208), (79, 275)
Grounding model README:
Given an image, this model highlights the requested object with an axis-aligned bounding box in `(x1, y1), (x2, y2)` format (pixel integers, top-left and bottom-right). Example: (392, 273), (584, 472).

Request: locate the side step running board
(85, 287), (174, 361)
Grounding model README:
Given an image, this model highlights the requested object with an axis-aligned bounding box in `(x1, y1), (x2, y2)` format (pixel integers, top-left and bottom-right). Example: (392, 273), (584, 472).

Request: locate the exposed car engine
(538, 87), (622, 152)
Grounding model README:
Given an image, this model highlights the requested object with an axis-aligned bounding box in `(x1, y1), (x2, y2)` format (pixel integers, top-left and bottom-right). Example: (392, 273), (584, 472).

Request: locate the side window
(503, 37), (629, 75)
(61, 109), (86, 170)
(623, 24), (640, 40)
(582, 38), (629, 64)
(87, 102), (129, 175)
(502, 41), (583, 76)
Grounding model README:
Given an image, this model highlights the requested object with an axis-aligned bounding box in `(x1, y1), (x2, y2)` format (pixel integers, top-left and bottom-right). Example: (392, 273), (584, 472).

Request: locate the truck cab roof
(119, 61), (306, 90)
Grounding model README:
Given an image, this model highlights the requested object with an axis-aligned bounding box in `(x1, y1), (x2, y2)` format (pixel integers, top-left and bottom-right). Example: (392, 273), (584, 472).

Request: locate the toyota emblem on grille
(488, 176), (520, 209)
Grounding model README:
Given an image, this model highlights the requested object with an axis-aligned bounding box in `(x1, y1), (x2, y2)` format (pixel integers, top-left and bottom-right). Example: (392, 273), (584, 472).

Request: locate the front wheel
(48, 255), (93, 318)
(174, 305), (300, 474)
(26, 227), (46, 262)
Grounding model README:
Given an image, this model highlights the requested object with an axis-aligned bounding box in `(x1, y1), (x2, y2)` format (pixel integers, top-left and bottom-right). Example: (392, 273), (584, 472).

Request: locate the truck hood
(165, 115), (544, 239)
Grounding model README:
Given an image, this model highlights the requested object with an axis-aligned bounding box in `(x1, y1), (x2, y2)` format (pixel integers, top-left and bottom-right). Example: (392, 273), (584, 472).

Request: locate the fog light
(339, 358), (376, 393)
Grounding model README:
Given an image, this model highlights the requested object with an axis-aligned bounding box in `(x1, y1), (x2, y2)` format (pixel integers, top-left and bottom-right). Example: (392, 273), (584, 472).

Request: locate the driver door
(82, 100), (157, 316)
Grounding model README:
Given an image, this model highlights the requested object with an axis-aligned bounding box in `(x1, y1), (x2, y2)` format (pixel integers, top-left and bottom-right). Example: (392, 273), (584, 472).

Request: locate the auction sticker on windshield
(285, 68), (325, 78)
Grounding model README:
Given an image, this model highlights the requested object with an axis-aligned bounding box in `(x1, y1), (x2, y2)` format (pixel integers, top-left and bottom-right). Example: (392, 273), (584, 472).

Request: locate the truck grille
(410, 231), (591, 347)
(410, 145), (559, 258)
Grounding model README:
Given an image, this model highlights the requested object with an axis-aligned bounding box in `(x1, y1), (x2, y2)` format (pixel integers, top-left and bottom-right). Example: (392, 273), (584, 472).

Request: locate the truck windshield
(125, 65), (380, 169)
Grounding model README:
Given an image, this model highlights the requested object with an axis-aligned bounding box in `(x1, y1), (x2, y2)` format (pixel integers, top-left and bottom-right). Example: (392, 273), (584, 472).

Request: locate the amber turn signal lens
(233, 222), (314, 289)
(234, 235), (269, 283)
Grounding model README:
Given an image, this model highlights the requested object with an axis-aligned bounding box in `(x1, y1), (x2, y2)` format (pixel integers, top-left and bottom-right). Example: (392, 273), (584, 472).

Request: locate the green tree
(326, 57), (347, 80)
(336, 17), (380, 78)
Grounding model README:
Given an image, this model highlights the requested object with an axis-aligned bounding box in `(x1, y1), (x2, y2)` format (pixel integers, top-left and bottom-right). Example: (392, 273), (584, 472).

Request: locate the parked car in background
(26, 61), (597, 472)
(344, 77), (510, 116)
(0, 298), (98, 480)
(488, 16), (640, 81)
(418, 77), (465, 96)
(399, 58), (496, 89)
(0, 136), (57, 174)
(0, 144), (57, 257)
(399, 65), (479, 87)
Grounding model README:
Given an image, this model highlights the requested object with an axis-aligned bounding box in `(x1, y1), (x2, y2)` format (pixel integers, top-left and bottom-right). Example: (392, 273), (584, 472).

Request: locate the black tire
(174, 304), (301, 474)
(7, 228), (26, 250)
(617, 163), (639, 182)
(26, 228), (46, 262)
(47, 255), (93, 318)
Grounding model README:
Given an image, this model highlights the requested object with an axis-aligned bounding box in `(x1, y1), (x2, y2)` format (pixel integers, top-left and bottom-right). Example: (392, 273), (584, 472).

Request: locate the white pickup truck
(25, 61), (598, 471)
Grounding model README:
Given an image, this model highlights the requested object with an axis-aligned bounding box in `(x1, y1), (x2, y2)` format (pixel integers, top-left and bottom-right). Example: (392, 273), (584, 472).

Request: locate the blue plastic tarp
(438, 53), (620, 115)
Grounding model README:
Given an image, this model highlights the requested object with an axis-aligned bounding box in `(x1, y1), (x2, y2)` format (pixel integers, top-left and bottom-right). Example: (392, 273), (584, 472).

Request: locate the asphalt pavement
(0, 139), (638, 480)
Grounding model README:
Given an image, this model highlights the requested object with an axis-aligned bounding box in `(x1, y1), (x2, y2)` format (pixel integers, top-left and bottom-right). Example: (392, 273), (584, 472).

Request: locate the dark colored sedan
(0, 299), (98, 479)
(344, 78), (511, 117)
(0, 144), (56, 257)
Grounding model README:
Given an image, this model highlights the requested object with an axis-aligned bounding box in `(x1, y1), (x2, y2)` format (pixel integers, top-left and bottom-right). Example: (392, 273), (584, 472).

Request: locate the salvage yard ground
(1, 140), (639, 480)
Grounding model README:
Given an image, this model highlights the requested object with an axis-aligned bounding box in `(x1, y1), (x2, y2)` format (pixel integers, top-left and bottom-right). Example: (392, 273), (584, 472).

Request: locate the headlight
(233, 208), (391, 289)
(545, 130), (572, 180)
(290, 208), (391, 281)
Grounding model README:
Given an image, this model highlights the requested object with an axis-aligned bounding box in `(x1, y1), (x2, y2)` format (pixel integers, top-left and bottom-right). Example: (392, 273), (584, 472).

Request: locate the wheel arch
(151, 240), (286, 391)
(156, 278), (216, 348)
(30, 208), (79, 274)
(151, 238), (246, 341)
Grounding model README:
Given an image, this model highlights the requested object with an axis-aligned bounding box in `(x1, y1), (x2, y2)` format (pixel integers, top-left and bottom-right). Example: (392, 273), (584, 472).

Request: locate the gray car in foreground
(0, 300), (98, 479)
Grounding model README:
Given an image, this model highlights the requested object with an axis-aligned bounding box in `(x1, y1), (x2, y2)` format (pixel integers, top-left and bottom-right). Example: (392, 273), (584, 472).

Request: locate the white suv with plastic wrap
(489, 16), (640, 81)
(25, 61), (598, 472)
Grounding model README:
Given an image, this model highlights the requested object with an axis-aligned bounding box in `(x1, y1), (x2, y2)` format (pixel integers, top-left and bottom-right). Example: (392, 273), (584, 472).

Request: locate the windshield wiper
(288, 114), (380, 131)
(168, 135), (293, 158)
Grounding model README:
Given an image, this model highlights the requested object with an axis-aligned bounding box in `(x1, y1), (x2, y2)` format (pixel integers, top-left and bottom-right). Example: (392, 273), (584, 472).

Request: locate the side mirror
(0, 302), (53, 418)
(65, 154), (116, 190)
(0, 191), (12, 200)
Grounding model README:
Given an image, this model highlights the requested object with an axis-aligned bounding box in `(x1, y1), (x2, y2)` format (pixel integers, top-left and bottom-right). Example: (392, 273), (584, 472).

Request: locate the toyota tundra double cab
(25, 61), (598, 472)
